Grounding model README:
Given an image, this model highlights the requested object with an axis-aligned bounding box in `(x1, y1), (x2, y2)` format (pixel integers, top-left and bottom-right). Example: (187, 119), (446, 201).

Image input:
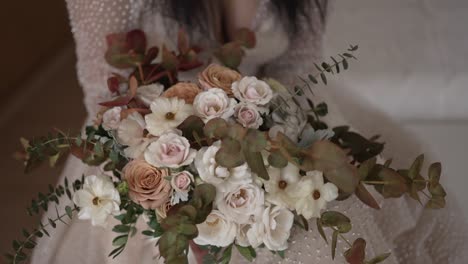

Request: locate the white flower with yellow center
(294, 170), (339, 219)
(264, 163), (312, 209)
(145, 97), (193, 136)
(72, 175), (121, 227)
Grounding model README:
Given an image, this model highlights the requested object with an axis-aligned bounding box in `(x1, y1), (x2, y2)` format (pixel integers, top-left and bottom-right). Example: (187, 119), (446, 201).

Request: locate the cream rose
(194, 210), (237, 247)
(194, 141), (252, 192)
(198, 63), (241, 96)
(170, 171), (194, 204)
(193, 88), (237, 123)
(102, 107), (122, 131)
(216, 182), (264, 225)
(247, 206), (294, 251)
(122, 160), (172, 209)
(232, 76), (273, 106)
(234, 102), (264, 129)
(144, 131), (196, 168)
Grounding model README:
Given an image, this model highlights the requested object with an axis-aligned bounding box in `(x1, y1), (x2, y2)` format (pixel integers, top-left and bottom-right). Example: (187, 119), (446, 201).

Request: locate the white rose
(136, 83), (164, 106)
(293, 170), (338, 219)
(144, 131), (196, 168)
(234, 103), (264, 129)
(194, 210), (237, 247)
(194, 141), (252, 192)
(260, 205), (294, 251)
(216, 182), (264, 225)
(232, 76), (273, 106)
(193, 88), (237, 123)
(170, 171), (194, 204)
(72, 175), (121, 227)
(102, 107), (122, 131)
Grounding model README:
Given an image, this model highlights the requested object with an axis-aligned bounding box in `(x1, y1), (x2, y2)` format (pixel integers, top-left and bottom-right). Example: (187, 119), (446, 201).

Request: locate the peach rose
(163, 82), (201, 104)
(122, 160), (172, 209)
(198, 64), (241, 96)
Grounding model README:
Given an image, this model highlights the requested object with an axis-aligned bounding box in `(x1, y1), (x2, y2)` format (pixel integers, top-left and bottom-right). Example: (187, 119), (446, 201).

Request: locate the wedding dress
(31, 0), (468, 263)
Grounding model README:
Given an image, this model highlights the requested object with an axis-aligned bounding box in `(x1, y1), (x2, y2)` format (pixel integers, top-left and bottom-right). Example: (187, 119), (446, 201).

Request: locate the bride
(31, 0), (467, 263)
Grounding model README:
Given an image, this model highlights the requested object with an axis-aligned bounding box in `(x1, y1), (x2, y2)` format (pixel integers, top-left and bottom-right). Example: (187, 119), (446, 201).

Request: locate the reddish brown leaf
(125, 29), (147, 54)
(344, 238), (366, 264)
(234, 28), (256, 48)
(162, 45), (179, 71)
(355, 183), (380, 209)
(99, 95), (133, 107)
(107, 76), (120, 94)
(142, 46), (159, 65)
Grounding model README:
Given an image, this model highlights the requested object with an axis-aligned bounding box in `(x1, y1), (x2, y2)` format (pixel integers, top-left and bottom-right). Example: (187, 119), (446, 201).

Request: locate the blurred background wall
(0, 0), (86, 257)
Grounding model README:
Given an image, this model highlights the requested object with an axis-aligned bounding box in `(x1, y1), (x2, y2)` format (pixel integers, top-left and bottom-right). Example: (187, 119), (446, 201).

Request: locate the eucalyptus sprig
(5, 205), (76, 264)
(317, 211), (390, 264)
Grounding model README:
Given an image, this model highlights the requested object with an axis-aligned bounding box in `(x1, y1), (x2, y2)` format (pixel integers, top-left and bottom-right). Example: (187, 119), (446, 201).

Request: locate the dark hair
(166, 0), (327, 37)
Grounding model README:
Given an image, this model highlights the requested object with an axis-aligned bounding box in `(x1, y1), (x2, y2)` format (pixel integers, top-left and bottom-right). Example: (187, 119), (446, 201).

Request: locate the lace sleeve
(65, 0), (146, 116)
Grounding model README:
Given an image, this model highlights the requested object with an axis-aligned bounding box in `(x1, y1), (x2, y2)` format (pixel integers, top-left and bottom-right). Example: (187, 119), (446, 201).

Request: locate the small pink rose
(171, 171), (195, 204)
(234, 103), (263, 129)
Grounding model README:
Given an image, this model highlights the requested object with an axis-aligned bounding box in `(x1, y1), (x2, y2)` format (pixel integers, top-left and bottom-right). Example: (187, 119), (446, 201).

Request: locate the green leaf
(216, 138), (245, 168)
(244, 129), (267, 152)
(321, 211), (352, 233)
(358, 157), (377, 181)
(367, 252), (391, 264)
(65, 206), (73, 219)
(409, 154), (424, 180)
(112, 225), (131, 233)
(320, 73), (327, 85)
(244, 150), (269, 180)
(315, 102), (328, 116)
(219, 245), (233, 264)
(303, 141), (360, 194)
(112, 235), (128, 247)
(331, 230), (338, 259)
(268, 150), (288, 168)
(236, 245), (256, 262)
(316, 218), (328, 243)
(308, 74), (318, 84)
(428, 162), (442, 184)
(49, 152), (60, 167)
(204, 118), (229, 139)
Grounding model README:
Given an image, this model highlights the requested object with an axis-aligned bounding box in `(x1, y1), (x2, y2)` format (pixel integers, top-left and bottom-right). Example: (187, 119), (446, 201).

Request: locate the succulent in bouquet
(6, 28), (447, 264)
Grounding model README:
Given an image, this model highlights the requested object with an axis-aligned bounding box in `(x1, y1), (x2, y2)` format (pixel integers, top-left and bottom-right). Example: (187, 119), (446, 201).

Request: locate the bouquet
(6, 29), (448, 264)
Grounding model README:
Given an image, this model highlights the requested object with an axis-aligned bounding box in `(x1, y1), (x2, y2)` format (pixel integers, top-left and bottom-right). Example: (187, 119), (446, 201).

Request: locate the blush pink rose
(234, 103), (263, 129)
(171, 171), (195, 204)
(144, 132), (197, 168)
